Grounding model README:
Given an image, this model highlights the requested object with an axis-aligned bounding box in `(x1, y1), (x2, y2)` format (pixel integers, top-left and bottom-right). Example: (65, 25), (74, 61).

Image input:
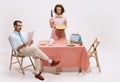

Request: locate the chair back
(88, 38), (100, 57)
(87, 38), (101, 72)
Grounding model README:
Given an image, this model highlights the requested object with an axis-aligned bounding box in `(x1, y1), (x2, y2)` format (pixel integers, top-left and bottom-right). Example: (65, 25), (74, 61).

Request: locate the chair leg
(29, 56), (35, 69)
(9, 55), (13, 70)
(16, 56), (25, 75)
(95, 52), (101, 72)
(21, 58), (24, 67)
(79, 67), (82, 73)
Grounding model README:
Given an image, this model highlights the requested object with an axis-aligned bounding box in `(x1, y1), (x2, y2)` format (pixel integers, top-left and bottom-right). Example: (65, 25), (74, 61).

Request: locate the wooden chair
(88, 38), (101, 72)
(9, 50), (35, 75)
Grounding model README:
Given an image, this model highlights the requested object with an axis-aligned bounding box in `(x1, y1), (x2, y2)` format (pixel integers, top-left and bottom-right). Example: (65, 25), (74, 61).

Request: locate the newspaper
(27, 31), (34, 45)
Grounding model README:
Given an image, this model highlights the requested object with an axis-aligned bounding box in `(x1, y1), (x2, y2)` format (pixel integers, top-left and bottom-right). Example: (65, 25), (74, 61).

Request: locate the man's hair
(54, 4), (65, 14)
(13, 20), (22, 25)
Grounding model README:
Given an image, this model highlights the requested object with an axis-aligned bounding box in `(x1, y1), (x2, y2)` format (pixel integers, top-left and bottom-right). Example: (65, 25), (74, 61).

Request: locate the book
(27, 31), (34, 45)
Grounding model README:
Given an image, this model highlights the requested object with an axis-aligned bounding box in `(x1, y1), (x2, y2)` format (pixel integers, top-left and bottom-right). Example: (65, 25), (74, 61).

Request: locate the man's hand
(24, 40), (33, 46)
(17, 42), (27, 51)
(17, 40), (33, 51)
(29, 40), (34, 45)
(23, 42), (27, 47)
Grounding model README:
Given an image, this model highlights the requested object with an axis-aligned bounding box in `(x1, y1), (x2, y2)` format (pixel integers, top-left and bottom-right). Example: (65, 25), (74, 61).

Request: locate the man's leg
(20, 46), (60, 67)
(28, 46), (60, 66)
(19, 46), (45, 80)
(19, 46), (60, 80)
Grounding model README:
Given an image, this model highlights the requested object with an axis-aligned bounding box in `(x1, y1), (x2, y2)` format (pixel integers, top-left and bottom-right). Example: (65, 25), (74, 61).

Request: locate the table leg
(41, 66), (44, 72)
(55, 67), (61, 75)
(79, 67), (82, 73)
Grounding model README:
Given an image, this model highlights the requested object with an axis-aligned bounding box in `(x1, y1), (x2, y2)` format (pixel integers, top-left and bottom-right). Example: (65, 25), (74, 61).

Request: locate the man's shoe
(35, 73), (45, 80)
(50, 60), (60, 66)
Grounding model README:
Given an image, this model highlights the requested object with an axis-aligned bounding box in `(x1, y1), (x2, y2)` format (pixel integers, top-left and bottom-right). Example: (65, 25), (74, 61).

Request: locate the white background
(0, 0), (119, 50)
(0, 0), (120, 82)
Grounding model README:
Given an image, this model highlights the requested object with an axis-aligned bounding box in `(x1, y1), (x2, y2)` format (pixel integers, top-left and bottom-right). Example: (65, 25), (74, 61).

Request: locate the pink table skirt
(38, 40), (90, 71)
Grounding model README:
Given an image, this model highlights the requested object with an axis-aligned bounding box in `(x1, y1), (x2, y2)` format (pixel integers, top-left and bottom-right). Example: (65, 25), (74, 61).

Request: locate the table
(38, 40), (90, 72)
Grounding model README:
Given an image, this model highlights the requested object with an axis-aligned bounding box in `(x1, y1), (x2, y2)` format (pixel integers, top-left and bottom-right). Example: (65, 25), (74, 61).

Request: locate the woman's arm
(64, 21), (67, 27)
(49, 18), (54, 28)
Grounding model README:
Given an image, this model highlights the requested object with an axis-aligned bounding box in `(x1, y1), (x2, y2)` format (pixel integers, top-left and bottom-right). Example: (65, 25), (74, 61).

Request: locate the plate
(56, 26), (66, 29)
(40, 43), (46, 45)
(66, 44), (75, 47)
(39, 40), (47, 45)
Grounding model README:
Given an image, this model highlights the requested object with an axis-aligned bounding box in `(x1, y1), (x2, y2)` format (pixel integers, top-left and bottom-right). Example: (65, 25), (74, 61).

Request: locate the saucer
(66, 44), (75, 47)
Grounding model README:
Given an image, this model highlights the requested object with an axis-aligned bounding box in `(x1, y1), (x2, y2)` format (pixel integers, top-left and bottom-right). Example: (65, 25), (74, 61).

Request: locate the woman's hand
(50, 18), (54, 23)
(49, 18), (54, 28)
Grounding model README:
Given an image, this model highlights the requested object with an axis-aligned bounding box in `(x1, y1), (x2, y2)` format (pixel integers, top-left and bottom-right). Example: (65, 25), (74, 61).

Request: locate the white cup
(48, 38), (55, 46)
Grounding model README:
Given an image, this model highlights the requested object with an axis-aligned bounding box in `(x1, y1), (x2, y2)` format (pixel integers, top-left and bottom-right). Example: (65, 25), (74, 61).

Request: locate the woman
(49, 4), (67, 41)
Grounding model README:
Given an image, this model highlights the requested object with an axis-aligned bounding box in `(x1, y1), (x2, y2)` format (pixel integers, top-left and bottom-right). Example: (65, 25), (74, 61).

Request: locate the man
(8, 20), (60, 80)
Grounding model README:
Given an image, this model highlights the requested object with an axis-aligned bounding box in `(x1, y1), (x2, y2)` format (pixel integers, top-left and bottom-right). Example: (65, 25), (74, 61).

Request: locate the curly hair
(54, 4), (65, 14)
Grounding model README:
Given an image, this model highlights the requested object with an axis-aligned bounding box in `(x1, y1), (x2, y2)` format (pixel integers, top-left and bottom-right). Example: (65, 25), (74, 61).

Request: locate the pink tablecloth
(38, 40), (90, 71)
